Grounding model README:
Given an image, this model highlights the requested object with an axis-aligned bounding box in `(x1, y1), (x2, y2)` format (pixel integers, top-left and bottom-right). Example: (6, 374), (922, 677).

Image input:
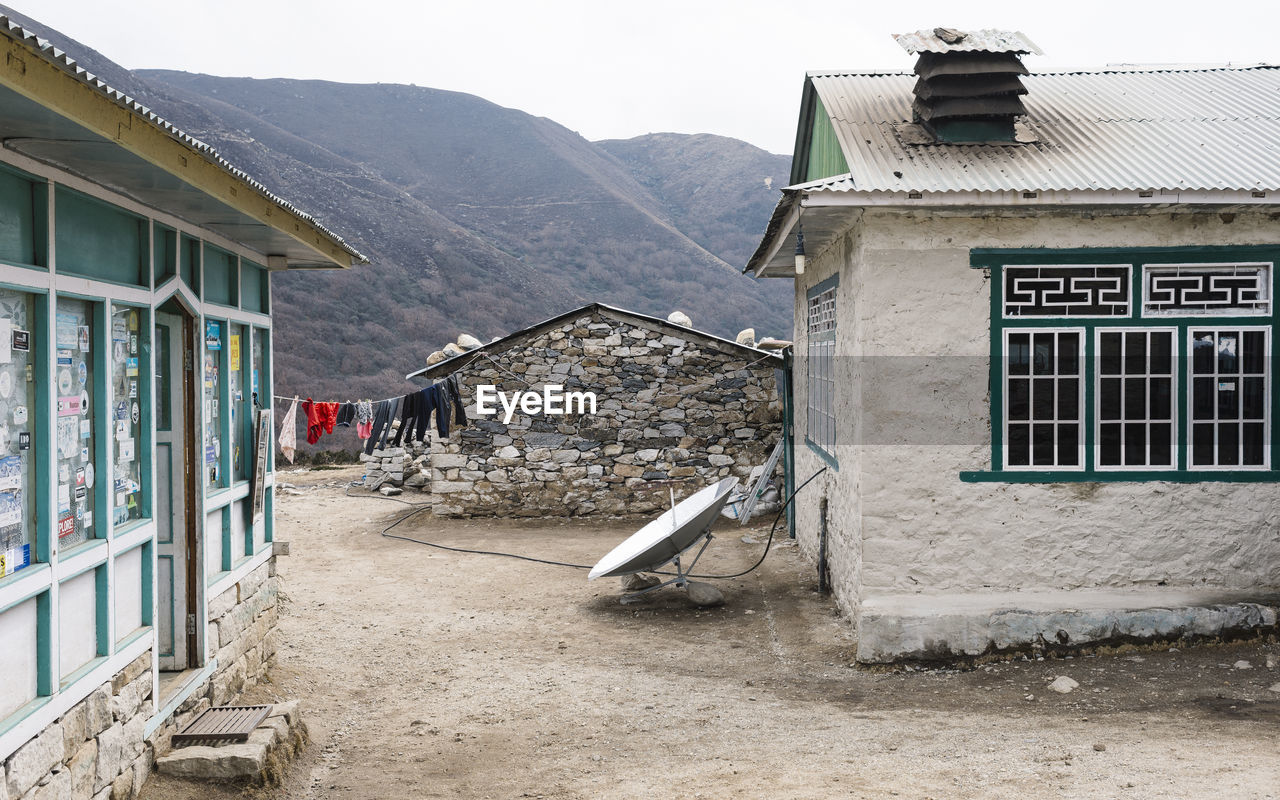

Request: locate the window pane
(1058, 378), (1079, 420)
(1124, 377), (1146, 420)
(0, 289), (36, 576)
(1217, 380), (1238, 420)
(1149, 331), (1173, 375)
(1243, 376), (1265, 419)
(1124, 331), (1146, 375)
(1217, 332), (1238, 374)
(1150, 423), (1172, 466)
(1193, 377), (1214, 420)
(1100, 378), (1121, 420)
(1192, 423), (1214, 466)
(1032, 378), (1056, 419)
(1008, 379), (1030, 421)
(1243, 330), (1265, 374)
(1218, 422), (1239, 465)
(55, 299), (95, 549)
(1100, 331), (1121, 375)
(1008, 424), (1030, 466)
(1033, 334), (1055, 375)
(1124, 423), (1146, 466)
(1058, 332), (1079, 375)
(1032, 424), (1055, 466)
(1150, 377), (1172, 420)
(1100, 423), (1122, 466)
(110, 306), (145, 525)
(1192, 333), (1215, 374)
(1243, 423), (1265, 465)
(1008, 333), (1030, 375)
(1057, 424), (1078, 465)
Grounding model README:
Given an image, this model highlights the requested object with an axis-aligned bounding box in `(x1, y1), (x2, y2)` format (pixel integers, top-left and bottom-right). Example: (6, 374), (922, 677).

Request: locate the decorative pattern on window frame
(1143, 263), (1271, 317)
(805, 276), (838, 462)
(1003, 264), (1131, 319)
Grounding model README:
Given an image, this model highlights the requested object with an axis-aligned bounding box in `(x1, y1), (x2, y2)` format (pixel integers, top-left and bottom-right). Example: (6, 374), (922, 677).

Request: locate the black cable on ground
(342, 466), (827, 577)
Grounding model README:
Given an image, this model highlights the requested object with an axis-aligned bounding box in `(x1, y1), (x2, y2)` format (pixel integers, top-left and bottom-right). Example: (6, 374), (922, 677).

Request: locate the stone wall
(2, 558), (280, 799)
(429, 308), (783, 517)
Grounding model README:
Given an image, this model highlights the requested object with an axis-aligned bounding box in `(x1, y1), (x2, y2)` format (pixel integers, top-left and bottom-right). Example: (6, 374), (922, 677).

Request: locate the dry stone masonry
(422, 306), (783, 517)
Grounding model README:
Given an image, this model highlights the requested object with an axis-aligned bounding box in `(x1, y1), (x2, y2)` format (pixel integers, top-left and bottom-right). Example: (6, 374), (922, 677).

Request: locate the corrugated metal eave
(0, 15), (367, 265)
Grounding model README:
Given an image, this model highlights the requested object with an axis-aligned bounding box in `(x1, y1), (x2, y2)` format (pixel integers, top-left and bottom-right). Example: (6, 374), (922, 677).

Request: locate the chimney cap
(893, 29), (1043, 56)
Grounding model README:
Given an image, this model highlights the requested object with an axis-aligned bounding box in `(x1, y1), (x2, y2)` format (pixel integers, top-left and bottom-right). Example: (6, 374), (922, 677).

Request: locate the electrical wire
(344, 465), (828, 577)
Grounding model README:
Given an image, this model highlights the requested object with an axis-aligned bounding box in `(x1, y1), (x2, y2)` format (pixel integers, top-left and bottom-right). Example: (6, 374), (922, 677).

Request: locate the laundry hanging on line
(272, 374), (469, 451)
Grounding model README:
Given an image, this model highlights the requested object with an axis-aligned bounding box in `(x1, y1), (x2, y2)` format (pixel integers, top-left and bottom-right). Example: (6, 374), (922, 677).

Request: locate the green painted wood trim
(779, 349), (796, 539)
(990, 267), (1003, 470)
(970, 244), (1280, 267)
(58, 653), (107, 691)
(263, 488), (273, 544)
(91, 301), (108, 542)
(218, 318), (232, 490)
(0, 696), (52, 737)
(94, 562), (108, 656)
(803, 95), (850, 184)
(35, 589), (51, 695)
(804, 440), (840, 470)
(140, 541), (153, 629)
(221, 506), (231, 573)
(960, 470), (1280, 483)
(134, 306), (154, 524)
(114, 625), (150, 652)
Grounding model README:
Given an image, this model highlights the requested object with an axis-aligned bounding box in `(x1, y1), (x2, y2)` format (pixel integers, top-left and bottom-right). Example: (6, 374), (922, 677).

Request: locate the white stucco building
(747, 29), (1280, 662)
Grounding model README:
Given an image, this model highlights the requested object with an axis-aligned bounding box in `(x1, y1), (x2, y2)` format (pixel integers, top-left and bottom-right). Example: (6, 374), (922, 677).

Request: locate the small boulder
(685, 580), (724, 607)
(735, 328), (756, 348)
(425, 350), (448, 365)
(442, 342), (465, 357)
(1233, 660), (1252, 670)
(667, 311), (692, 328)
(755, 337), (792, 350)
(457, 333), (483, 350)
(620, 573), (661, 591)
(1048, 676), (1078, 694)
(1269, 683), (1280, 693)
(379, 485), (403, 497)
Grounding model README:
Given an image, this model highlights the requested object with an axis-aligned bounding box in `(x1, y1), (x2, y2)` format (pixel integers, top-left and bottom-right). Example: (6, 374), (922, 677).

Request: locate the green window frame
(965, 246), (1280, 483)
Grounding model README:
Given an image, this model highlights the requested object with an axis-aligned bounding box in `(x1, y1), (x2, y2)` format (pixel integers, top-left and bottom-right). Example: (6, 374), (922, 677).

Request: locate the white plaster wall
(114, 546), (143, 641)
(791, 220), (865, 619)
(849, 209), (1280, 601)
(206, 508), (223, 576)
(59, 569), (97, 679)
(0, 596), (38, 719)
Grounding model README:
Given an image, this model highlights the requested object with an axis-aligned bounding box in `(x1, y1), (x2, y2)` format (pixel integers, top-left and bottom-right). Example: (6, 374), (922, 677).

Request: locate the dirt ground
(144, 465), (1280, 800)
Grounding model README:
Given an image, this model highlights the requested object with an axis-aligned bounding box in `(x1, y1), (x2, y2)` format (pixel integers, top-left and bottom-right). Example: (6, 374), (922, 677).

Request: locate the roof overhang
(746, 183), (1280, 278)
(0, 18), (365, 269)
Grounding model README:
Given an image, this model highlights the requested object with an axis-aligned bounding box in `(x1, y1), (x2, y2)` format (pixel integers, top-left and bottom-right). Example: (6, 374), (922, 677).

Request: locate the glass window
(806, 284), (836, 456)
(1096, 329), (1176, 469)
(111, 305), (145, 524)
(1189, 328), (1269, 468)
(0, 288), (36, 577)
(1005, 329), (1084, 468)
(55, 298), (95, 549)
(204, 320), (224, 489)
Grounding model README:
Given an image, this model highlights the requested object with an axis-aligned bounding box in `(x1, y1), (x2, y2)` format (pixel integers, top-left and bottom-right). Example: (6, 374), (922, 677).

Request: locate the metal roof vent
(893, 28), (1042, 143)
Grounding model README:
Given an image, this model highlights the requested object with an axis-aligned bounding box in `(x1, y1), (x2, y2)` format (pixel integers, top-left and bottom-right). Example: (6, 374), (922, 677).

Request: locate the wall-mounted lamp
(794, 226), (806, 275)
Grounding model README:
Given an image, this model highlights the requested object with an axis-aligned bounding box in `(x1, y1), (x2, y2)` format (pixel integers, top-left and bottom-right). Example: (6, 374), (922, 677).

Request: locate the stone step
(155, 700), (303, 783)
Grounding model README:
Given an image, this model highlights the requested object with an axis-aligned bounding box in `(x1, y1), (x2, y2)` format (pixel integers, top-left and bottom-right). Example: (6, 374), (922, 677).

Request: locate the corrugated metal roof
(893, 29), (1042, 56)
(0, 14), (367, 265)
(807, 64), (1280, 193)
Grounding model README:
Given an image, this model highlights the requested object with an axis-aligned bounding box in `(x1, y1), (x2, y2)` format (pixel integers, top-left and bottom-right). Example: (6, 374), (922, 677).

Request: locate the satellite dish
(589, 477), (738, 600)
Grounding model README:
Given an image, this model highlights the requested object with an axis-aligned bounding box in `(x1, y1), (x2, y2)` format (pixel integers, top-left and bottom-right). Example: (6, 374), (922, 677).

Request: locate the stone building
(0, 13), (364, 798)
(746, 29), (1280, 662)
(404, 304), (784, 517)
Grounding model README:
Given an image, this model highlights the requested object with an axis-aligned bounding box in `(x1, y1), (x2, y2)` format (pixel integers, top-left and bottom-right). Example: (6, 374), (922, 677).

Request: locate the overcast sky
(19, 0), (1280, 154)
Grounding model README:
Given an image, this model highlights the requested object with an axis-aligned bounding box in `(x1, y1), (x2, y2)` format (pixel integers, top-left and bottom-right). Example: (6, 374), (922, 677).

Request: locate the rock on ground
(620, 573), (661, 591)
(685, 580), (725, 607)
(1048, 676), (1079, 694)
(667, 311), (692, 327)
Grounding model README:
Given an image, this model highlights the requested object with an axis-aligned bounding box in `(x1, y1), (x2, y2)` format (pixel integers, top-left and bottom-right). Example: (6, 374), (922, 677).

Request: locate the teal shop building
(0, 15), (364, 797)
(747, 30), (1280, 662)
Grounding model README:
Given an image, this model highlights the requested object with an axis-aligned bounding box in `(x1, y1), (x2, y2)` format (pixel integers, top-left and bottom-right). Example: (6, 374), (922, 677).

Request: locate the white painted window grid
(1093, 328), (1178, 471)
(1003, 264), (1131, 319)
(1142, 263), (1271, 317)
(1186, 326), (1270, 470)
(806, 286), (837, 455)
(1003, 328), (1086, 471)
